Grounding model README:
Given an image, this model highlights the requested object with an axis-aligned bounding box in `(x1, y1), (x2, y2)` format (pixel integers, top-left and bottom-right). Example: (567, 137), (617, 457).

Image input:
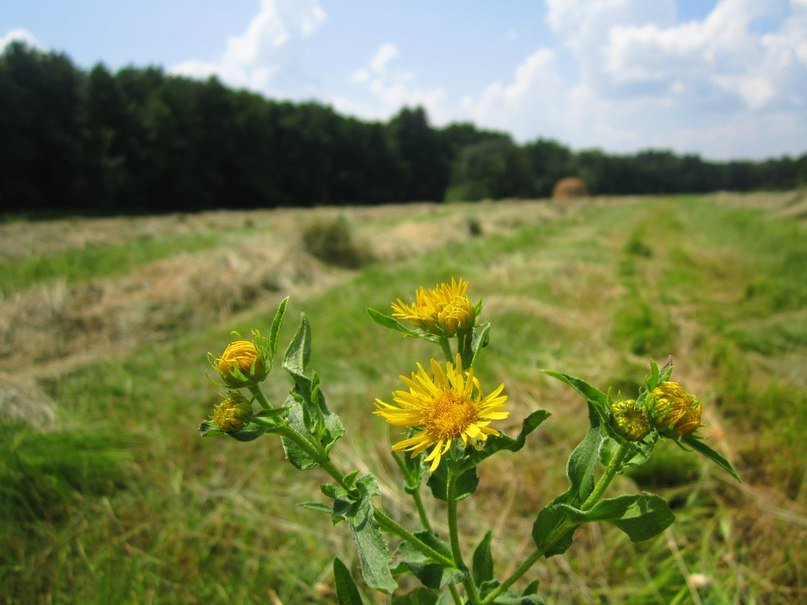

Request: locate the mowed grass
(1, 194), (805, 604)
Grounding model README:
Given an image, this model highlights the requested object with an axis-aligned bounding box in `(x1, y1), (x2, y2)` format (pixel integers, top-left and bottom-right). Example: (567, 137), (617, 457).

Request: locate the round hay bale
(552, 177), (589, 200)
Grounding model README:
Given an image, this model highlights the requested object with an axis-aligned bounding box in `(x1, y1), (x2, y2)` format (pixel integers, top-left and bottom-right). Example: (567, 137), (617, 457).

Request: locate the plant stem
(275, 420), (455, 569)
(448, 584), (464, 605)
(447, 466), (482, 605)
(481, 444), (631, 605)
(248, 385), (272, 410)
(580, 442), (629, 511)
(373, 509), (455, 568)
(411, 486), (433, 532)
(439, 336), (453, 362)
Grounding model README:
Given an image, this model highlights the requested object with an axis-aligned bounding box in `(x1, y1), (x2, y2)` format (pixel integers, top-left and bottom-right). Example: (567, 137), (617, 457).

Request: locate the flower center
(424, 389), (478, 440)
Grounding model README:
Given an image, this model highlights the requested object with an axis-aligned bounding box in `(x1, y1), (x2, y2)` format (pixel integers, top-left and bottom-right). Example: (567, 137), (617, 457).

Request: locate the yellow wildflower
(374, 355), (508, 471)
(391, 277), (475, 336)
(647, 381), (702, 438)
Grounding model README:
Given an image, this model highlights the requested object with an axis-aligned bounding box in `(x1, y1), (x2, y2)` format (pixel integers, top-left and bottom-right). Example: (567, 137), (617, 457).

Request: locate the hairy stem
(447, 466), (481, 605)
(247, 385), (272, 410)
(482, 443), (631, 604)
(580, 442), (629, 511)
(275, 419), (455, 569)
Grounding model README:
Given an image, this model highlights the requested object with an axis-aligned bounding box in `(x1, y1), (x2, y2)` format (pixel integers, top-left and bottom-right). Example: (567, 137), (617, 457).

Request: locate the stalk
(447, 466), (481, 605)
(481, 443), (631, 604)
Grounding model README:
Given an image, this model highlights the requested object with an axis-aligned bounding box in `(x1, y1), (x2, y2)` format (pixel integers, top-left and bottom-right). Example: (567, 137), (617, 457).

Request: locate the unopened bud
(647, 381), (702, 438)
(212, 393), (253, 433)
(214, 340), (266, 387)
(611, 399), (652, 441)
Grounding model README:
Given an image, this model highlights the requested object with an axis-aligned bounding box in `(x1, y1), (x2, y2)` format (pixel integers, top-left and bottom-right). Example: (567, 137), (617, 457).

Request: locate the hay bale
(552, 177), (589, 200)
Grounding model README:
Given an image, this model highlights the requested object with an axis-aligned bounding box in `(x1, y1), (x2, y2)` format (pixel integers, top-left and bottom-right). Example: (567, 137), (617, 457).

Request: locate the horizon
(3, 0), (806, 162)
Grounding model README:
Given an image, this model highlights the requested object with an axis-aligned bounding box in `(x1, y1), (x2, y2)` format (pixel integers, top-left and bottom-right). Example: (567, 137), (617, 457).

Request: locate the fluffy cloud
(335, 42), (448, 123)
(171, 0), (325, 94)
(0, 28), (44, 52)
(463, 0), (806, 158)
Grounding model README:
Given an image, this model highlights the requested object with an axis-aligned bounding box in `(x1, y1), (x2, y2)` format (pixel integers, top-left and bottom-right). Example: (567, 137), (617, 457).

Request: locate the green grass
(1, 194), (805, 604)
(0, 232), (221, 297)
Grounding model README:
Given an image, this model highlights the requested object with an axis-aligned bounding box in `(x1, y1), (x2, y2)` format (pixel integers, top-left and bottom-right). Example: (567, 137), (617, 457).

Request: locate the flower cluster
(197, 279), (737, 605)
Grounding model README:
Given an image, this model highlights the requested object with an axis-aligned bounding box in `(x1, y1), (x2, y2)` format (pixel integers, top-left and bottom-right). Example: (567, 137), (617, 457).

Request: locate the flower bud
(212, 393), (253, 433)
(610, 399), (652, 441)
(215, 340), (266, 387)
(647, 381), (702, 438)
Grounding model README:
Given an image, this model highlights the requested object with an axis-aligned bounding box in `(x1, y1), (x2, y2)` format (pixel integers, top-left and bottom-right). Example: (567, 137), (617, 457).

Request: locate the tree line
(1, 42), (805, 216)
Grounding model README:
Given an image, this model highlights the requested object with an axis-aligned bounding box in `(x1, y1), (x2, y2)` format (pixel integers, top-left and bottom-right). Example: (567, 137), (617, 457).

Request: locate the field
(1, 192), (806, 604)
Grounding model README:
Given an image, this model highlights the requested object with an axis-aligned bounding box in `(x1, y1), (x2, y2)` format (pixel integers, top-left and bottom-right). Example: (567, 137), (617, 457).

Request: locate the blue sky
(3, 0), (806, 160)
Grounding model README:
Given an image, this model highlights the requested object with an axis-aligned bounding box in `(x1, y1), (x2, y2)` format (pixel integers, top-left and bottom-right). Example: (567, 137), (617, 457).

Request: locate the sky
(2, 0), (806, 160)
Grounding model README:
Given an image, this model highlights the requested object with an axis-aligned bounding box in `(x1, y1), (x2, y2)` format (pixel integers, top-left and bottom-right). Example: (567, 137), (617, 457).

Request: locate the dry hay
(552, 177), (589, 200)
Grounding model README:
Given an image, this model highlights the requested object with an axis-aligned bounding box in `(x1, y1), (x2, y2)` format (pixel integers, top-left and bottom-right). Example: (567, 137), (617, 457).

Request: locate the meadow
(0, 192), (805, 604)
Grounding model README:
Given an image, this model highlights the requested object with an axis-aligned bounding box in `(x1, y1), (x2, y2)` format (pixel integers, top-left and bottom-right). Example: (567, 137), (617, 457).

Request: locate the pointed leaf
(564, 403), (606, 505)
(472, 531), (494, 584)
(531, 502), (577, 556)
(366, 307), (422, 337)
(268, 297), (289, 362)
(469, 321), (491, 368)
(349, 502), (398, 593)
(334, 557), (365, 605)
(466, 409), (551, 467)
(284, 313), (312, 390)
(543, 370), (608, 412)
(682, 435), (741, 481)
(582, 493), (675, 542)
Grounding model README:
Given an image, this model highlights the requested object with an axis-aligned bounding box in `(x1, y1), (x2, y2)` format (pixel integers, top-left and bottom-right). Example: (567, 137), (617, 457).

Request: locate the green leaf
(396, 531), (464, 589)
(348, 501), (398, 593)
(268, 296), (289, 363)
(366, 307), (421, 337)
(391, 588), (439, 605)
(300, 502), (333, 514)
(563, 403), (607, 505)
(581, 493), (675, 542)
(283, 313), (312, 392)
(280, 399), (319, 470)
(472, 530), (494, 584)
(543, 370), (609, 412)
(681, 435), (741, 481)
(248, 407), (290, 432)
(531, 501), (577, 556)
(198, 418), (272, 442)
(469, 321), (491, 368)
(334, 557), (365, 605)
(427, 464), (479, 502)
(466, 409), (551, 467)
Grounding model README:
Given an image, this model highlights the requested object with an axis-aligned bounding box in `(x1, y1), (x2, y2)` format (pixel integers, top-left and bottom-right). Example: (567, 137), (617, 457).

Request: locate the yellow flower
(374, 355), (508, 471)
(214, 340), (266, 387)
(610, 399), (652, 441)
(212, 393), (253, 433)
(391, 277), (475, 336)
(647, 381), (702, 438)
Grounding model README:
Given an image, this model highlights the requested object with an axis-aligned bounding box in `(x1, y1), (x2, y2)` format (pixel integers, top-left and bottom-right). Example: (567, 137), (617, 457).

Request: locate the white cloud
(369, 43), (399, 73)
(1, 28), (44, 52)
(170, 0), (325, 95)
(338, 42), (448, 124)
(460, 0), (807, 158)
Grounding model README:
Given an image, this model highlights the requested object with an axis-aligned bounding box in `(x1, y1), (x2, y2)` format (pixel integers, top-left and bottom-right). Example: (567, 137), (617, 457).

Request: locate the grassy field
(1, 192), (805, 604)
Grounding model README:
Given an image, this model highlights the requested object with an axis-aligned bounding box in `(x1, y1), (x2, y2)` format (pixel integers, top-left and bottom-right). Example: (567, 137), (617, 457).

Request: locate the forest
(2, 41), (806, 215)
